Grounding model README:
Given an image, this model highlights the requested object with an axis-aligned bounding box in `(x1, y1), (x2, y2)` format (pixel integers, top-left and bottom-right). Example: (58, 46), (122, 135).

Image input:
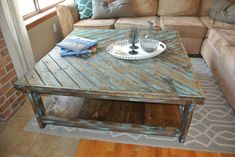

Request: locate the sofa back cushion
(199, 0), (235, 16)
(209, 0), (235, 24)
(158, 0), (200, 16)
(132, 0), (158, 17)
(92, 0), (135, 19)
(200, 0), (213, 16)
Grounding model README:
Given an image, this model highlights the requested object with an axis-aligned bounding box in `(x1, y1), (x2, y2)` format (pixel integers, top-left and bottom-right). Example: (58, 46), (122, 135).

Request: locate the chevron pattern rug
(25, 58), (235, 154)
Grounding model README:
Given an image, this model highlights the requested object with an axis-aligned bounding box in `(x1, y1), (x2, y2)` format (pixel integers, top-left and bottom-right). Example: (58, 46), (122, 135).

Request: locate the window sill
(25, 8), (57, 30)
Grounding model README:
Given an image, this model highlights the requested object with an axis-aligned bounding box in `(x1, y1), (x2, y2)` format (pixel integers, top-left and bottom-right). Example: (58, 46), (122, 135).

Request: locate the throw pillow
(209, 0), (235, 24)
(75, 0), (93, 19)
(92, 0), (135, 19)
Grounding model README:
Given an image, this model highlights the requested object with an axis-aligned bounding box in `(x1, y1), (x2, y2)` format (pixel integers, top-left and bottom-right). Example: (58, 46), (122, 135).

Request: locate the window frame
(22, 0), (65, 20)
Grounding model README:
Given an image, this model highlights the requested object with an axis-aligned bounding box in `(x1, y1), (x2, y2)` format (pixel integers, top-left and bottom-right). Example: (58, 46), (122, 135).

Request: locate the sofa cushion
(158, 0), (200, 16)
(208, 28), (235, 53)
(199, 0), (212, 16)
(160, 17), (207, 38)
(181, 37), (203, 54)
(201, 16), (235, 30)
(74, 19), (116, 29)
(115, 16), (160, 30)
(201, 39), (235, 110)
(132, 0), (157, 17)
(221, 46), (235, 74)
(209, 0), (235, 24)
(92, 0), (135, 19)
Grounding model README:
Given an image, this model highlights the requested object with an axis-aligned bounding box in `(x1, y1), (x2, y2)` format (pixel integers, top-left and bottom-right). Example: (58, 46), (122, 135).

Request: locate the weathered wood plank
(34, 60), (61, 87)
(42, 55), (78, 88)
(25, 68), (45, 86)
(49, 49), (96, 89)
(28, 93), (46, 128)
(15, 76), (28, 88)
(77, 55), (158, 92)
(92, 53), (177, 94)
(45, 95), (179, 127)
(43, 115), (179, 136)
(65, 57), (112, 90)
(145, 104), (180, 128)
(179, 102), (196, 143)
(15, 29), (204, 104)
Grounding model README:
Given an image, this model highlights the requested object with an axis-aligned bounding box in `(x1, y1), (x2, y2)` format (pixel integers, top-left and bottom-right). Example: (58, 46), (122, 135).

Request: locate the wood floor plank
(74, 139), (234, 157)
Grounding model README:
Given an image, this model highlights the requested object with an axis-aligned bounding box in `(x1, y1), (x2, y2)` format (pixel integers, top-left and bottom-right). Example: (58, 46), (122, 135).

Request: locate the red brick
(0, 48), (8, 57)
(0, 107), (12, 120)
(5, 87), (16, 98)
(0, 70), (15, 85)
(11, 94), (25, 110)
(0, 95), (6, 105)
(0, 101), (10, 114)
(5, 63), (14, 72)
(0, 82), (11, 95)
(0, 96), (17, 114)
(16, 90), (23, 96)
(0, 67), (6, 78)
(11, 76), (18, 85)
(0, 93), (17, 113)
(0, 55), (11, 68)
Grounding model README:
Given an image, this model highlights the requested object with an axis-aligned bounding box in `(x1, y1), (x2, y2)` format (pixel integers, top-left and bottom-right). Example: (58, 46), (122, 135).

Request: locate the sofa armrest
(56, 0), (79, 38)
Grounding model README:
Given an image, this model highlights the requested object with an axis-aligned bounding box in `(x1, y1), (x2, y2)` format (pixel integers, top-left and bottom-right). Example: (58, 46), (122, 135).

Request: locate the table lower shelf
(42, 95), (181, 136)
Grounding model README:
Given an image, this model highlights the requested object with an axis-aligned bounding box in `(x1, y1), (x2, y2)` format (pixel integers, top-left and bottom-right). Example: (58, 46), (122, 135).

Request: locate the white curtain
(0, 0), (35, 78)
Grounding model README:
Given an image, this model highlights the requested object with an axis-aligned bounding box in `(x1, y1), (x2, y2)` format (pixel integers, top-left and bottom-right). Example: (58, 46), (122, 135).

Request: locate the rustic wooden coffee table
(15, 29), (204, 143)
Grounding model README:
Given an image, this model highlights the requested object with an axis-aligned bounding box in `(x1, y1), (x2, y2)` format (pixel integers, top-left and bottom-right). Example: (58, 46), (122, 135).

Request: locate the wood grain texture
(75, 139), (235, 157)
(15, 29), (204, 105)
(43, 96), (180, 136)
(45, 96), (180, 127)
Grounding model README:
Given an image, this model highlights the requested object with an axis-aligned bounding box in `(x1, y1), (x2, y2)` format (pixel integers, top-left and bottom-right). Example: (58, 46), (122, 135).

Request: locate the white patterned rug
(25, 58), (235, 154)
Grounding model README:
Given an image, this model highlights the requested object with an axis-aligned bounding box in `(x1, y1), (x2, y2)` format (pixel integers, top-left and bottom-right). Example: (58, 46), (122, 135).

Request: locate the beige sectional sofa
(56, 0), (235, 109)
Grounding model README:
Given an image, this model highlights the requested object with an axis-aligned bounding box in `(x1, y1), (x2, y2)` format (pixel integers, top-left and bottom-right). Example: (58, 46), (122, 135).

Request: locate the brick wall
(0, 29), (26, 123)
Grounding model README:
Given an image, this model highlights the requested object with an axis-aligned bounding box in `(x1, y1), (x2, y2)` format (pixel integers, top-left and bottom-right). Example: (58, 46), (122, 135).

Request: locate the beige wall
(28, 15), (63, 62)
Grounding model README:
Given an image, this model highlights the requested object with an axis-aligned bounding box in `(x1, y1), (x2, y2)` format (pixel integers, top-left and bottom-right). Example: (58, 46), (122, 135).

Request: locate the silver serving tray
(106, 39), (166, 60)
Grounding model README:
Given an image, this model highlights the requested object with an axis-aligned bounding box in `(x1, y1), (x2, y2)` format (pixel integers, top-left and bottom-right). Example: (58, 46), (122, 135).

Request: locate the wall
(0, 28), (26, 123)
(28, 15), (63, 62)
(0, 14), (62, 122)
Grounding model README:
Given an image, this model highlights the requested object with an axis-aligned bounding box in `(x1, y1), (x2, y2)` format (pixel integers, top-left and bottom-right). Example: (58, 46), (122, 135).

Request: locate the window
(17, 0), (36, 16)
(16, 0), (64, 19)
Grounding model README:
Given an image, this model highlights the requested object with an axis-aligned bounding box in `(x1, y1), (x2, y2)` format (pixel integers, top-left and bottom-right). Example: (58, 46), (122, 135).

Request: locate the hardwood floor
(75, 139), (235, 157)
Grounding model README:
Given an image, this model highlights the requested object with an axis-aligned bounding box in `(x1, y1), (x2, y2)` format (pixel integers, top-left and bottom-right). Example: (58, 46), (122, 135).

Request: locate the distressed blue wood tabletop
(15, 29), (205, 105)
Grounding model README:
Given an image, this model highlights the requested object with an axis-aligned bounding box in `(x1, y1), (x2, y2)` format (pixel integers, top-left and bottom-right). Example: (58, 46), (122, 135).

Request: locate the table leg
(179, 102), (196, 143)
(27, 93), (46, 128)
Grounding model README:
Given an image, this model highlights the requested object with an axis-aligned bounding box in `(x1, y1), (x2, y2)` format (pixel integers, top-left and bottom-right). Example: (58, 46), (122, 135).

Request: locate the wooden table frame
(15, 29), (204, 143)
(26, 91), (196, 143)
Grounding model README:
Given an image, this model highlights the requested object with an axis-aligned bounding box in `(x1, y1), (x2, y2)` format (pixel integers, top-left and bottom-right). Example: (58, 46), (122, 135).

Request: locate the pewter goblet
(128, 27), (139, 55)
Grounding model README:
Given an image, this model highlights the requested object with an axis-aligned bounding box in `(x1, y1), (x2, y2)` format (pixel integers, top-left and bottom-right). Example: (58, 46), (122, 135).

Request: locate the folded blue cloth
(60, 48), (92, 57)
